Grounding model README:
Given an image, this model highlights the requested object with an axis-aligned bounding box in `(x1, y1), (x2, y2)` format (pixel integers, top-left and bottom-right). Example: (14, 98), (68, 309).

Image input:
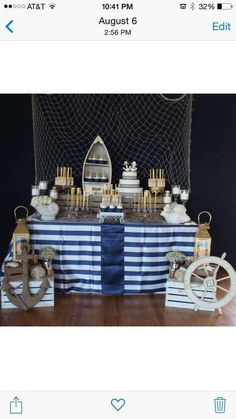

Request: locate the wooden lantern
(13, 206), (30, 262)
(194, 211), (212, 258)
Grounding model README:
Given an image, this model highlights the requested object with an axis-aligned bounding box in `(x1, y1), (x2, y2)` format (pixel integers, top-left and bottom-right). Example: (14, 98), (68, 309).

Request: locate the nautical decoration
(31, 196), (59, 221)
(123, 161), (137, 172)
(161, 203), (191, 224)
(184, 253), (236, 313)
(82, 135), (112, 194)
(13, 206), (30, 262)
(194, 211), (212, 258)
(1, 245), (50, 311)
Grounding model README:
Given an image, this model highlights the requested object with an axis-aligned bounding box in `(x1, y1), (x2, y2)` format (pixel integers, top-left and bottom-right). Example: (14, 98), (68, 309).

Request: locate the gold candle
(57, 166), (59, 177)
(70, 187), (75, 207)
(76, 188), (80, 207)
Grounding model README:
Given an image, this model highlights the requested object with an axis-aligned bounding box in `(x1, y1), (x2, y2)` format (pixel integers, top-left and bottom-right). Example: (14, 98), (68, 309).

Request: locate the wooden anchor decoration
(1, 245), (50, 311)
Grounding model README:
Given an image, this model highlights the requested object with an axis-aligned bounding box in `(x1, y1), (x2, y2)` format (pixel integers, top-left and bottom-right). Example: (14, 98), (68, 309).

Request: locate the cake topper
(123, 161), (137, 172)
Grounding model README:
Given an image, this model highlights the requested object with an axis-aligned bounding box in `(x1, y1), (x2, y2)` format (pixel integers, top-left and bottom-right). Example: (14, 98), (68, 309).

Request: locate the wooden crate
(58, 192), (164, 214)
(165, 278), (215, 312)
(1, 278), (54, 309)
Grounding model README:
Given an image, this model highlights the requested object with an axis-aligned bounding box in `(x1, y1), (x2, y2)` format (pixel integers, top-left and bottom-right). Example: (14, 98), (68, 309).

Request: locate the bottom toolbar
(0, 392), (233, 418)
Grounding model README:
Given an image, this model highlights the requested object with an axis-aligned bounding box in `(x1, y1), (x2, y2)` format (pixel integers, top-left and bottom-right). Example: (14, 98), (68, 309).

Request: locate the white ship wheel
(184, 254), (236, 312)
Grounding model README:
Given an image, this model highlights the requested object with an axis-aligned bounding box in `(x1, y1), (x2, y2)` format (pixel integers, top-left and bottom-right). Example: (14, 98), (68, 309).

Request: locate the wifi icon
(49, 3), (56, 9)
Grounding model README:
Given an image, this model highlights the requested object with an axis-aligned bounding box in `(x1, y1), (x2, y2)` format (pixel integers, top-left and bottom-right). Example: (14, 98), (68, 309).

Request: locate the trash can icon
(214, 397), (226, 413)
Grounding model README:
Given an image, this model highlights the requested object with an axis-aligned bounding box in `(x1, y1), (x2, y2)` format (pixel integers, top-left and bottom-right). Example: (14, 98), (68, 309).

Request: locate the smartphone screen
(0, 1), (236, 418)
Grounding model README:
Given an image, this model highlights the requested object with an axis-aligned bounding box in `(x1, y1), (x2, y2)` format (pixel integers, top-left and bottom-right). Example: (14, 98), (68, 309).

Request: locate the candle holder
(172, 185), (180, 203)
(31, 185), (40, 197)
(50, 187), (58, 200)
(148, 168), (165, 194)
(180, 189), (190, 206)
(163, 191), (172, 205)
(38, 180), (48, 196)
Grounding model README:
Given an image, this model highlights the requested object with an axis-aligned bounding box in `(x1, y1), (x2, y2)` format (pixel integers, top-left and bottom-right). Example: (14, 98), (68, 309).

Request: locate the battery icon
(217, 3), (233, 9)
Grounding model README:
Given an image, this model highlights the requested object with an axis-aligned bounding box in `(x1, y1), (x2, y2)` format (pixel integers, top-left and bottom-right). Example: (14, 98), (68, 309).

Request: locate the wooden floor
(1, 293), (236, 326)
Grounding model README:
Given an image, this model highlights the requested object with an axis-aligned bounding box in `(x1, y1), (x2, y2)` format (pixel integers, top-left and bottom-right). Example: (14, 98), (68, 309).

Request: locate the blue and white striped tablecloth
(20, 221), (197, 294)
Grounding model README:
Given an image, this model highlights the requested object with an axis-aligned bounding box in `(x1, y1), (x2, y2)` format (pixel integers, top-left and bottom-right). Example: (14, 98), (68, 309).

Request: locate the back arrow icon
(6, 20), (14, 33)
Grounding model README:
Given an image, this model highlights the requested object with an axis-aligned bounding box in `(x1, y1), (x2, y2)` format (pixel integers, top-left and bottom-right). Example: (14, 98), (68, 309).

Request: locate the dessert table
(1, 218), (198, 295)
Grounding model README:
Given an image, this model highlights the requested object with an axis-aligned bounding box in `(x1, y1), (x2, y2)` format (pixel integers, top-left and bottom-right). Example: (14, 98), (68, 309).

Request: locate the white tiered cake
(118, 161), (143, 196)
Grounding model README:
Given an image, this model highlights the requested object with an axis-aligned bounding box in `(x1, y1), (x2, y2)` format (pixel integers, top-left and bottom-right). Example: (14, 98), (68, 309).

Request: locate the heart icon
(111, 398), (126, 411)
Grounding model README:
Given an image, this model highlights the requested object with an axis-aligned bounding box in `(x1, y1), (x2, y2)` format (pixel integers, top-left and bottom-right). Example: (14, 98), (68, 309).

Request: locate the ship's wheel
(184, 254), (236, 312)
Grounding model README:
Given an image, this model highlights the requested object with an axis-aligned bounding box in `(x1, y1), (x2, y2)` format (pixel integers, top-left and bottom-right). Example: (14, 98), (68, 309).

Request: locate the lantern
(194, 211), (212, 258)
(13, 206), (30, 262)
